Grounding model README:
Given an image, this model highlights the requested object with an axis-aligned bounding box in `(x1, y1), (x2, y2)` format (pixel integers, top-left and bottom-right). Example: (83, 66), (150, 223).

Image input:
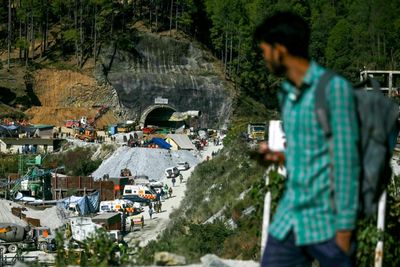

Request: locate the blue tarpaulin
(57, 191), (100, 215)
(150, 138), (172, 149)
(1, 125), (19, 131)
(0, 125), (20, 137)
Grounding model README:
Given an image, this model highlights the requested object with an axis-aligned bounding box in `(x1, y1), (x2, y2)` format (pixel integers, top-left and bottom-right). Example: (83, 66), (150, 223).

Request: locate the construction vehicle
(247, 123), (267, 142)
(9, 167), (52, 201)
(66, 217), (101, 244)
(75, 128), (97, 142)
(0, 223), (56, 253)
(66, 217), (122, 245)
(117, 123), (135, 133)
(88, 105), (109, 128)
(120, 168), (132, 178)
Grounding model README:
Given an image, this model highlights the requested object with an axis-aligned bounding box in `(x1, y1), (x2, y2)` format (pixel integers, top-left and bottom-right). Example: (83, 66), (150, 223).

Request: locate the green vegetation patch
(43, 147), (101, 176)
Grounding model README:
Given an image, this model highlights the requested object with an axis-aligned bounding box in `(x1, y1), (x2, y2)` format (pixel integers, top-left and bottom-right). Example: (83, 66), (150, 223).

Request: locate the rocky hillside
(95, 32), (234, 128)
(1, 31), (234, 129)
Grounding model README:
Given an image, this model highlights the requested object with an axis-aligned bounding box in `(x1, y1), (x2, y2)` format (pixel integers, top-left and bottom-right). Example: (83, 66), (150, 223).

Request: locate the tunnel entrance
(140, 105), (184, 128)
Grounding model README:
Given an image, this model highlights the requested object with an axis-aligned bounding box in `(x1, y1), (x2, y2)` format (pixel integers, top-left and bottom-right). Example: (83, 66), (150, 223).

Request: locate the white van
(99, 199), (135, 213)
(123, 185), (157, 200)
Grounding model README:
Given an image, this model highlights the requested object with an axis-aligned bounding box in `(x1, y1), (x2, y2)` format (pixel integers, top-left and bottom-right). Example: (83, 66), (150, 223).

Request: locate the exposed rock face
(201, 254), (230, 267)
(96, 33), (234, 128)
(154, 251), (187, 266)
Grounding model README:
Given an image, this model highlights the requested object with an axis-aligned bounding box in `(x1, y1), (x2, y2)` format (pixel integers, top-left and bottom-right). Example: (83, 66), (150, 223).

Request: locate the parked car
(132, 175), (150, 186)
(122, 195), (151, 206)
(149, 179), (164, 188)
(176, 162), (190, 171)
(165, 167), (180, 178)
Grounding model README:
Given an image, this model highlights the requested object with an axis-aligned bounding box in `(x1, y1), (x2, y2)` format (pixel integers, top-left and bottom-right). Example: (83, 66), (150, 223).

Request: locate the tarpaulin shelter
(0, 125), (20, 137)
(150, 138), (172, 149)
(166, 134), (196, 150)
(57, 191), (100, 215)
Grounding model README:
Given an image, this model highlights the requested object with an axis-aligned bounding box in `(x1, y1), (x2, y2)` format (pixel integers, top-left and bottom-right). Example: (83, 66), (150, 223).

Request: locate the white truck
(66, 217), (122, 244)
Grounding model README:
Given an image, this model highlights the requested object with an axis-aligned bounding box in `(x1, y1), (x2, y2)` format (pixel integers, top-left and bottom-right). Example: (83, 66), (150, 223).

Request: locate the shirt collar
(281, 60), (320, 96)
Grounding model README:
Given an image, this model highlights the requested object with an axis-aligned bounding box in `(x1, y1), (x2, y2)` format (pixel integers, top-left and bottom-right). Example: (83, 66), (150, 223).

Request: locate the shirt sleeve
(328, 77), (360, 230)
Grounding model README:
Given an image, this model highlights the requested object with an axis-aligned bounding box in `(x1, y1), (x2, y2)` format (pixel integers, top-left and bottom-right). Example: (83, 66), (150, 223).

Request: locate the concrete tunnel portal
(140, 105), (180, 128)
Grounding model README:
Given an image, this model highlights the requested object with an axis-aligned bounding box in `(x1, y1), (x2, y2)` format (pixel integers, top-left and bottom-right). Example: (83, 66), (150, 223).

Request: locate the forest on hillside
(1, 0), (400, 108)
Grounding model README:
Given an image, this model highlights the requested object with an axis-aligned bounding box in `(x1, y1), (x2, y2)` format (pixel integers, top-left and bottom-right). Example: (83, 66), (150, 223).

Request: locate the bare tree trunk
(31, 3), (35, 60)
(7, 0), (12, 69)
(79, 0), (84, 68)
(236, 35), (241, 76)
(224, 31), (228, 75)
(155, 2), (158, 31)
(377, 33), (380, 62)
(169, 0), (173, 35)
(229, 33), (233, 76)
(75, 0), (79, 67)
(19, 19), (22, 60)
(110, 4), (114, 36)
(139, 0), (142, 19)
(93, 4), (97, 65)
(44, 0), (49, 53)
(175, 0), (178, 31)
(149, 0), (152, 32)
(25, 13), (29, 67)
(383, 33), (386, 64)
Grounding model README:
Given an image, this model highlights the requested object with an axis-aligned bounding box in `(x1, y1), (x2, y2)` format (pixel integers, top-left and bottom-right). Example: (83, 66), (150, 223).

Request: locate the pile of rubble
(92, 147), (200, 181)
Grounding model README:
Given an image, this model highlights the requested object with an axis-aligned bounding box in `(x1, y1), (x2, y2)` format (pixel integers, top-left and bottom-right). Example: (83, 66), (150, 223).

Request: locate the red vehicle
(142, 127), (156, 134)
(65, 120), (80, 128)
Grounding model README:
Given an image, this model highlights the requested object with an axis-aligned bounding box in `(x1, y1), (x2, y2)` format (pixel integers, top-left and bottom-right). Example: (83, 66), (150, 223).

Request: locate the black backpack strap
(354, 76), (381, 91)
(314, 70), (336, 212)
(315, 70), (336, 138)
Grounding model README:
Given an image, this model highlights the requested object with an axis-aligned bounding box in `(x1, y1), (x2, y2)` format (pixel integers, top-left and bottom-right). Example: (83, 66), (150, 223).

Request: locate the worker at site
(254, 11), (360, 267)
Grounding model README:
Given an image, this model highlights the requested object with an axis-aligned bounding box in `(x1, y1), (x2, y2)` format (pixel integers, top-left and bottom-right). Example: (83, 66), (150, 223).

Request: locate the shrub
(0, 154), (19, 177)
(43, 147), (101, 176)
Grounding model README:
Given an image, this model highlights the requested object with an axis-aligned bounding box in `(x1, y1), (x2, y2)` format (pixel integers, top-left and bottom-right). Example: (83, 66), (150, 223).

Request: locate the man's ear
(274, 44), (288, 56)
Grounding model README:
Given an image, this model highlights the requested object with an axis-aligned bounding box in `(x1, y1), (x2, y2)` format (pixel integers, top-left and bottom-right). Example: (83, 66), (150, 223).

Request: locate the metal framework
(360, 70), (400, 97)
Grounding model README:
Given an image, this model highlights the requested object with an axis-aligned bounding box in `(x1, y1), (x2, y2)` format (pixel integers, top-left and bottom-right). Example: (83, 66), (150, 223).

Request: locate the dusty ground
(123, 143), (220, 247)
(122, 143), (259, 267)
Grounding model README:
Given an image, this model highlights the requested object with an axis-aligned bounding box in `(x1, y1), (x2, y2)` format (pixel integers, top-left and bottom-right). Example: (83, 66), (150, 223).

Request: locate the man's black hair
(254, 11), (310, 59)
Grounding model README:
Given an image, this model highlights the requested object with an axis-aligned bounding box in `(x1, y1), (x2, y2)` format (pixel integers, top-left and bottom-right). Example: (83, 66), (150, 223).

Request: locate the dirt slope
(24, 69), (119, 127)
(25, 107), (118, 129)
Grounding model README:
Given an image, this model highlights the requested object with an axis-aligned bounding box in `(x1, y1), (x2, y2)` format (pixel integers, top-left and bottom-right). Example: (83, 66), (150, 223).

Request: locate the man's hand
(257, 142), (285, 165)
(335, 231), (352, 254)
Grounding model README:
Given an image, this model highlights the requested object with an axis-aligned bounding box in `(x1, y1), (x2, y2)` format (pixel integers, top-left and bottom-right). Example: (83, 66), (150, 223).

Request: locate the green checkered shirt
(269, 61), (360, 245)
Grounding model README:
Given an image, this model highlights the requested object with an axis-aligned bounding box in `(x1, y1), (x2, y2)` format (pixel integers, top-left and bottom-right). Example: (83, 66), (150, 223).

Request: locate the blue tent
(0, 125), (20, 137)
(150, 138), (172, 149)
(57, 191), (100, 215)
